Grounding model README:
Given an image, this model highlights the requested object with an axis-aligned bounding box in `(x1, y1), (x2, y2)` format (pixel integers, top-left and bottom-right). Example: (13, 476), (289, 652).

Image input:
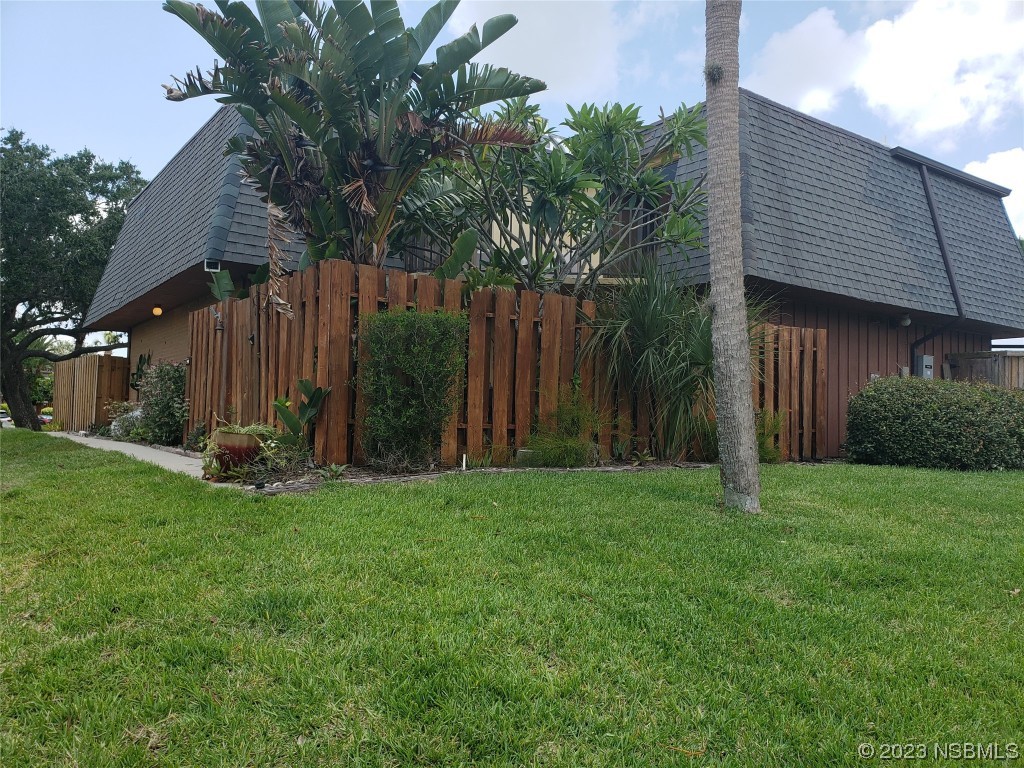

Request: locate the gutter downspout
(910, 164), (966, 371)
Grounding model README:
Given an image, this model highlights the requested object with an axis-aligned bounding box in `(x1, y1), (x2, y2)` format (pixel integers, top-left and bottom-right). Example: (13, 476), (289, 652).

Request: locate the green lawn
(1, 431), (1022, 767)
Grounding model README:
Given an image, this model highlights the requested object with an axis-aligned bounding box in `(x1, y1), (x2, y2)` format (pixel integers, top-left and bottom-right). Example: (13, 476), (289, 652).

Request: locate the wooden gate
(52, 354), (130, 432)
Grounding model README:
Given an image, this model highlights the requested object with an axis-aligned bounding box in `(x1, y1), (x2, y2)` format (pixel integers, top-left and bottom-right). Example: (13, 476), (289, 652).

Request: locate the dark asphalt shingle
(85, 107), (304, 327)
(660, 89), (1023, 333)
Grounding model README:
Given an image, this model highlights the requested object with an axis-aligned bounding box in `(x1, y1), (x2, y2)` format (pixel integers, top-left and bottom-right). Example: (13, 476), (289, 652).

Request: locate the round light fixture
(899, 313), (911, 327)
(152, 304), (163, 317)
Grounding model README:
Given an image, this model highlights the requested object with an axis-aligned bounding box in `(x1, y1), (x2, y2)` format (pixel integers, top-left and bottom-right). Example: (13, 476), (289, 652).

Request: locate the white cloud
(447, 1), (622, 107)
(853, 0), (1024, 143)
(964, 148), (1024, 235)
(744, 8), (864, 116)
(743, 1), (1024, 144)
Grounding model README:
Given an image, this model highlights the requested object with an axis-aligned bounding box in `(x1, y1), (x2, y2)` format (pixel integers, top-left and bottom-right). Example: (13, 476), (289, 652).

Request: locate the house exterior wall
(773, 298), (991, 456)
(127, 296), (214, 399)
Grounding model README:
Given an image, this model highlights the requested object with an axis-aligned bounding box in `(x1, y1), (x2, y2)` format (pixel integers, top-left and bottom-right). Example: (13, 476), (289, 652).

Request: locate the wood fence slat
(387, 268), (410, 310)
(559, 294), (575, 390)
(329, 261), (355, 464)
(301, 267), (318, 385)
(466, 289), (490, 461)
(353, 264), (381, 464)
(579, 300), (596, 402)
(596, 354), (613, 459)
(276, 290), (291, 410)
(778, 326), (791, 460)
(491, 289), (516, 463)
(537, 293), (563, 428)
(801, 327), (814, 459)
(287, 276), (303, 413)
(441, 279), (463, 464)
(247, 295), (260, 424)
(231, 299), (242, 420)
(635, 393), (651, 454)
(789, 326), (801, 459)
(314, 261), (336, 463)
(514, 290), (539, 450)
(209, 304), (223, 425)
(616, 377), (633, 454)
(416, 274), (439, 310)
(814, 328), (827, 459)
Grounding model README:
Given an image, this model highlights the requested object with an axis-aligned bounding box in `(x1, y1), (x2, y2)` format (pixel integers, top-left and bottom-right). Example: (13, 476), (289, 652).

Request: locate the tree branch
(26, 342), (127, 363)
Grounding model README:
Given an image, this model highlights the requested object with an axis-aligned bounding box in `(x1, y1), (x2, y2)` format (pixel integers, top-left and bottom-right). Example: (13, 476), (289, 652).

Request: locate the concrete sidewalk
(46, 432), (205, 479)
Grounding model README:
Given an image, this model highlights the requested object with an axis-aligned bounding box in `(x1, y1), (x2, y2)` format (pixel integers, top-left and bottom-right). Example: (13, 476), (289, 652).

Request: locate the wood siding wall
(187, 262), (827, 465)
(774, 299), (991, 457)
(52, 354), (130, 432)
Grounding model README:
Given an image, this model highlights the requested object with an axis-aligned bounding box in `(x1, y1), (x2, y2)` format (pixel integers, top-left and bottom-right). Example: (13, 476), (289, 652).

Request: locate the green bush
(522, 387), (601, 468)
(360, 309), (469, 471)
(137, 361), (189, 446)
(846, 377), (1024, 471)
(40, 406), (53, 416)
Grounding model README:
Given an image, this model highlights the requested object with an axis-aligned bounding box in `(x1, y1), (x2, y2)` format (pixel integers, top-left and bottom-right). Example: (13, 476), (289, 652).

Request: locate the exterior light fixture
(152, 304), (163, 317)
(899, 313), (911, 327)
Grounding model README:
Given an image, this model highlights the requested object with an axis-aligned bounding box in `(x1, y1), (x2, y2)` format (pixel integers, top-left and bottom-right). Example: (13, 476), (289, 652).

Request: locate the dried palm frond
(266, 200), (294, 318)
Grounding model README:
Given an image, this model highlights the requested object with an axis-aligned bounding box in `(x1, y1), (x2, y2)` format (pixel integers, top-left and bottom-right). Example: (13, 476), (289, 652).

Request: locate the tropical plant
(163, 0), (545, 309)
(584, 261), (717, 460)
(129, 353), (151, 392)
(1, 129), (145, 428)
(403, 99), (706, 294)
(705, 0), (760, 511)
(521, 386), (601, 468)
(273, 378), (330, 444)
(136, 361), (189, 445)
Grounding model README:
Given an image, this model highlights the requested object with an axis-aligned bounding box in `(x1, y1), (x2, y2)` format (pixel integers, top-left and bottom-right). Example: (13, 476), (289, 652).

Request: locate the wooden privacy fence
(948, 351), (1024, 390)
(52, 354), (130, 432)
(187, 261), (827, 465)
(752, 326), (828, 461)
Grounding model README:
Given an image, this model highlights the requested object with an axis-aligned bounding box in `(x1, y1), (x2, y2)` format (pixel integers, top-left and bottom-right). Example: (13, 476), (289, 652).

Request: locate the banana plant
(163, 0), (545, 274)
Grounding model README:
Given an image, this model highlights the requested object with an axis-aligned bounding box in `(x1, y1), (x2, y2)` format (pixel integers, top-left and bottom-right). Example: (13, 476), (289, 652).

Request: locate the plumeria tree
(395, 99), (707, 294)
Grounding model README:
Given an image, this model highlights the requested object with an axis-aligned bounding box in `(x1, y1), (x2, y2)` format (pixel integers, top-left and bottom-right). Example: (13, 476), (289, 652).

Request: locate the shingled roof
(85, 107), (304, 330)
(661, 89), (1024, 335)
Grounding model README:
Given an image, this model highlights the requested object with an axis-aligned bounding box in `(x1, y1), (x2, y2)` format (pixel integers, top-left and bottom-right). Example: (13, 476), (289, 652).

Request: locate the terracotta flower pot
(210, 429), (261, 469)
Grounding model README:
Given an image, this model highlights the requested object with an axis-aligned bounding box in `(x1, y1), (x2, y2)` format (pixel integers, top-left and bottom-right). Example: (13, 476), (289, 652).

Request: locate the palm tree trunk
(705, 0), (761, 512)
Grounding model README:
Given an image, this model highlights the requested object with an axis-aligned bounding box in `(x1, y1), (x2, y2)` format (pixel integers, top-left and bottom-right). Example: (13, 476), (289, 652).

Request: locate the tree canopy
(0, 129), (145, 428)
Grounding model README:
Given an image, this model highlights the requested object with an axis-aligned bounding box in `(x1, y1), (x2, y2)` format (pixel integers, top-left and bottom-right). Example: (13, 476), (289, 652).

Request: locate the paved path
(46, 432), (205, 479)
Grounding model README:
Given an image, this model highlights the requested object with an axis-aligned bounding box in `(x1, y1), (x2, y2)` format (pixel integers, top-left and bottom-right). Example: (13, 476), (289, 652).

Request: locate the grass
(1, 430), (1022, 767)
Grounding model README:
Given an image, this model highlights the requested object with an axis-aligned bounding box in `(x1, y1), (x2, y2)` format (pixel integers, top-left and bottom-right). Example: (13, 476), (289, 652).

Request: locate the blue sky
(2, 0), (1022, 339)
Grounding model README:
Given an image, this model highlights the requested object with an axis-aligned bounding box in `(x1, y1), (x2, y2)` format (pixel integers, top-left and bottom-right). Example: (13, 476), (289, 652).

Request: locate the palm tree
(163, 0), (545, 276)
(704, 0), (761, 512)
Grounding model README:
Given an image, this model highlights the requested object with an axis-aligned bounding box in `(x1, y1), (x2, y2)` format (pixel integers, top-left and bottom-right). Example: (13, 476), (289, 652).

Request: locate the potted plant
(208, 423), (276, 469)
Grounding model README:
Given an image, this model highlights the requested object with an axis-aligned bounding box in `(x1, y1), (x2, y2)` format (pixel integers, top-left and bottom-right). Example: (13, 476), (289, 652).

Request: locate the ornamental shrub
(359, 309), (469, 471)
(136, 361), (189, 446)
(522, 387), (601, 468)
(846, 377), (1024, 471)
(107, 400), (142, 441)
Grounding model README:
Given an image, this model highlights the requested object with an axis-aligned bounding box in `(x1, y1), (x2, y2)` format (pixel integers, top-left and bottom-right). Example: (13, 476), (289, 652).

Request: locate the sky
(2, 0), (1022, 338)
